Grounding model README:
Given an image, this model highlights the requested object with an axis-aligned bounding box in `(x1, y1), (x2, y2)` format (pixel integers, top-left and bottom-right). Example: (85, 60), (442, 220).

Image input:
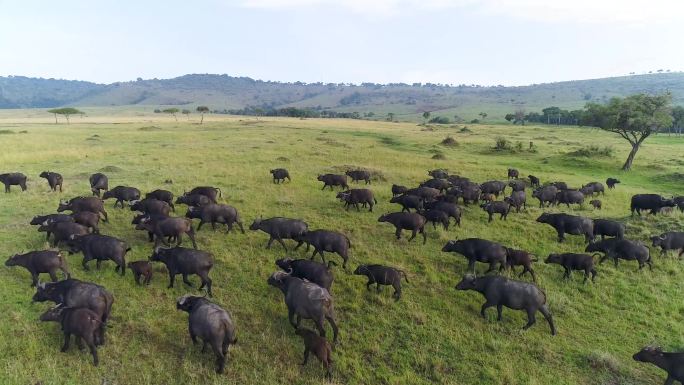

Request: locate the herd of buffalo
(2, 167), (684, 383)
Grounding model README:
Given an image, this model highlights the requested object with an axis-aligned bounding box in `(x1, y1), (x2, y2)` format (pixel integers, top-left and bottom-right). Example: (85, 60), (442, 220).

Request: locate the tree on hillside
(479, 112), (487, 121)
(514, 108), (526, 125)
(163, 108), (179, 122)
(182, 109), (191, 120)
(583, 93), (673, 170)
(196, 106), (209, 124)
(387, 112), (395, 122)
(422, 111), (431, 123)
(47, 107), (83, 124)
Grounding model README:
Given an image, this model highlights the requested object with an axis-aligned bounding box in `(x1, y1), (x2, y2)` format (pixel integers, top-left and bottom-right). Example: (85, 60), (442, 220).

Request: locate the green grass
(0, 115), (683, 385)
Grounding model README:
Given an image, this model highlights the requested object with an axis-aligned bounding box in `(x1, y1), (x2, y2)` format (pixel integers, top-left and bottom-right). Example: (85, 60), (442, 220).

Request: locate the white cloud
(241, 0), (683, 24)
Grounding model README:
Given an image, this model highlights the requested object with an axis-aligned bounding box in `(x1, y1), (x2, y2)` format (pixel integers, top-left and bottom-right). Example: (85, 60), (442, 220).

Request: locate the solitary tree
(387, 112), (395, 122)
(181, 109), (191, 120)
(163, 108), (180, 122)
(47, 107), (83, 124)
(583, 93), (673, 170)
(196, 106), (209, 124)
(479, 112), (487, 121)
(422, 111), (431, 123)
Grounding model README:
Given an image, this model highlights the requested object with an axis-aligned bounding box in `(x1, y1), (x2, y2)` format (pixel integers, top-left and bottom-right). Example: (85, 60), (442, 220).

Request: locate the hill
(2, 72), (684, 120)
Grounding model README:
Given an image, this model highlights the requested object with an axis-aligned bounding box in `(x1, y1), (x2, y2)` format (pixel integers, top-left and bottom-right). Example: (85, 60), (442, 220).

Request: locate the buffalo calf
(353, 264), (408, 300)
(296, 328), (333, 380)
(545, 253), (597, 283)
(128, 261), (153, 285)
(40, 305), (101, 366)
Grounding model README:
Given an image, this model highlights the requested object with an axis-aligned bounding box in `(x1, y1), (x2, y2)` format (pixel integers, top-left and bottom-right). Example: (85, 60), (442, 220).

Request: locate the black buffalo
(297, 230), (350, 269)
(0, 172), (27, 192)
(102, 186), (141, 208)
(632, 346), (684, 385)
(89, 173), (108, 197)
(5, 250), (70, 286)
(442, 238), (507, 274)
(317, 174), (348, 190)
(532, 185), (558, 208)
(58, 196), (109, 222)
(276, 258), (335, 291)
(345, 170), (371, 184)
(68, 234), (130, 275)
(151, 247), (214, 296)
(651, 232), (684, 257)
(145, 189), (175, 211)
(544, 253), (597, 283)
(40, 171), (63, 192)
(631, 194), (676, 216)
(188, 186), (222, 204)
(270, 168), (291, 184)
(378, 212), (427, 244)
(389, 194), (423, 212)
(536, 213), (594, 243)
(353, 264), (408, 300)
(593, 219), (625, 240)
(336, 189), (376, 212)
(249, 217), (308, 251)
(185, 204), (244, 233)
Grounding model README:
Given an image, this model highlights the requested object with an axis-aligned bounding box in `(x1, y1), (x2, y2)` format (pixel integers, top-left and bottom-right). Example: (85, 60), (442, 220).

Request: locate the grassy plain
(0, 113), (682, 385)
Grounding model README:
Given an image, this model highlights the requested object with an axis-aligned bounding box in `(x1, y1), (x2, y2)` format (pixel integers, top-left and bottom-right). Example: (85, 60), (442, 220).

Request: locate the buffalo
(249, 217), (308, 251)
(419, 209), (450, 230)
(40, 171), (63, 192)
(89, 173), (108, 197)
(631, 194), (676, 216)
(532, 185), (558, 208)
(176, 193), (211, 207)
(38, 222), (89, 247)
(593, 219), (624, 240)
(391, 184), (408, 197)
(0, 172), (27, 192)
(554, 190), (585, 208)
(606, 178), (620, 189)
(428, 169), (449, 179)
(353, 264), (408, 300)
(188, 186), (222, 203)
(424, 201), (461, 227)
(480, 181), (507, 197)
(455, 275), (555, 335)
(295, 328), (333, 380)
(536, 213), (594, 243)
(390, 194), (423, 213)
(505, 190), (527, 212)
(632, 346), (684, 385)
(345, 170), (371, 184)
(378, 212), (427, 244)
(406, 186), (441, 201)
(127, 261), (153, 285)
(150, 247), (214, 296)
(39, 305), (101, 366)
(145, 189), (175, 211)
(276, 258), (335, 291)
(528, 175), (540, 188)
(590, 199), (602, 209)
(58, 196), (108, 222)
(442, 238), (506, 274)
(480, 201), (511, 222)
(176, 295), (237, 373)
(131, 198), (171, 216)
(5, 250), (70, 286)
(650, 232), (684, 257)
(336, 189), (376, 212)
(102, 186), (141, 208)
(420, 178), (451, 193)
(297, 230), (350, 268)
(317, 174), (348, 190)
(68, 234), (130, 275)
(504, 248), (537, 281)
(544, 253), (597, 283)
(507, 168), (519, 179)
(135, 216), (197, 249)
(270, 168), (291, 184)
(585, 239), (652, 270)
(185, 204), (244, 233)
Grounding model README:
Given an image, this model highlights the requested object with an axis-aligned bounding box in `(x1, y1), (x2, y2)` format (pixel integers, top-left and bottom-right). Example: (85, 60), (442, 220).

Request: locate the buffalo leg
(288, 309), (297, 329)
(523, 309), (537, 330)
(395, 228), (402, 240)
(61, 333), (71, 352)
(539, 305), (556, 335)
(212, 341), (226, 374)
(420, 227), (426, 244)
(96, 260), (102, 270)
(315, 317), (326, 338)
(496, 304), (503, 321)
(197, 221), (205, 231)
(182, 273), (193, 287)
(301, 348), (310, 365)
(266, 237), (275, 249)
(275, 238), (288, 251)
(408, 230), (417, 242)
(480, 301), (494, 318)
(326, 315), (339, 343)
(30, 273), (39, 287)
(188, 231), (198, 249)
(366, 280), (373, 290)
(168, 272), (176, 288)
(48, 271), (58, 282)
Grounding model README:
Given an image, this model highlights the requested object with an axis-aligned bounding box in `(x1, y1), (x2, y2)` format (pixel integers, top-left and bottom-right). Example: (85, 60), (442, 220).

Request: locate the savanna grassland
(0, 113), (683, 385)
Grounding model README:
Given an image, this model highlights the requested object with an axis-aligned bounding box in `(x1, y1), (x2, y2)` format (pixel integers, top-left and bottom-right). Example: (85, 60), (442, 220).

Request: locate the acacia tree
(479, 112), (487, 121)
(583, 93), (672, 170)
(387, 112), (395, 122)
(422, 111), (431, 123)
(196, 106), (209, 124)
(163, 108), (179, 122)
(181, 109), (191, 120)
(47, 107), (83, 124)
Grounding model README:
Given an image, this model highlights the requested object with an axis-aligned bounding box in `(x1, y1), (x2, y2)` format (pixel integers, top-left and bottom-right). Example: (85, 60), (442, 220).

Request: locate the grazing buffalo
(145, 189), (175, 211)
(276, 258), (335, 291)
(554, 190), (584, 208)
(0, 172), (27, 192)
(188, 186), (222, 203)
(39, 305), (101, 366)
(150, 247), (214, 296)
(455, 275), (555, 335)
(532, 185), (558, 208)
(176, 295), (237, 373)
(424, 201), (461, 227)
(504, 248), (536, 281)
(442, 238), (506, 273)
(650, 232), (684, 257)
(127, 261), (153, 285)
(593, 219), (624, 240)
(632, 346), (684, 385)
(390, 194), (423, 213)
(58, 196), (108, 222)
(176, 193), (211, 207)
(528, 175), (540, 188)
(345, 170), (371, 184)
(89, 173), (108, 197)
(536, 213), (594, 243)
(267, 271), (339, 343)
(420, 178), (451, 193)
(68, 234), (130, 275)
(40, 171), (63, 192)
(295, 328), (333, 380)
(131, 198), (171, 216)
(480, 181), (507, 197)
(606, 178), (620, 189)
(507, 168), (519, 179)
(353, 264), (408, 300)
(391, 184), (408, 197)
(185, 204), (244, 233)
(480, 201), (511, 222)
(585, 239), (652, 270)
(631, 194), (676, 216)
(136, 216), (197, 249)
(297, 230), (350, 269)
(544, 253), (597, 283)
(33, 279), (113, 346)
(590, 199), (602, 210)
(378, 212), (427, 244)
(5, 250), (70, 286)
(270, 168), (291, 184)
(317, 174), (348, 191)
(336, 189), (376, 212)
(102, 186), (141, 208)
(428, 169), (449, 179)
(38, 222), (89, 247)
(505, 190), (527, 212)
(249, 217), (308, 251)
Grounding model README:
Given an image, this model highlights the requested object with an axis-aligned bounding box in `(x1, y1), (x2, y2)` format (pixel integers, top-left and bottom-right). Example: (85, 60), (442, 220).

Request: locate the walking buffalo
(505, 190), (527, 212)
(528, 175), (540, 188)
(337, 189), (376, 212)
(295, 328), (333, 380)
(631, 194), (676, 216)
(585, 239), (652, 270)
(150, 247), (214, 296)
(136, 216), (197, 249)
(424, 201), (462, 227)
(420, 178), (451, 193)
(378, 212), (427, 244)
(185, 204), (244, 233)
(102, 186), (141, 208)
(127, 261), (153, 285)
(188, 186), (222, 203)
(606, 178), (620, 189)
(317, 174), (348, 190)
(504, 248), (537, 281)
(249, 217), (308, 251)
(353, 264), (408, 300)
(276, 258), (335, 291)
(39, 305), (101, 366)
(419, 209), (450, 230)
(455, 275), (556, 335)
(176, 295), (237, 373)
(632, 346), (684, 385)
(0, 172), (27, 192)
(297, 230), (350, 268)
(390, 194), (423, 213)
(38, 222), (90, 247)
(544, 253), (597, 283)
(345, 170), (371, 184)
(58, 196), (108, 222)
(480, 181), (507, 197)
(532, 185), (558, 208)
(131, 198), (171, 216)
(5, 250), (70, 286)
(176, 193), (211, 207)
(270, 168), (291, 184)
(428, 169), (449, 179)
(650, 232), (684, 257)
(593, 219), (624, 240)
(391, 184), (408, 197)
(583, 182), (605, 195)
(89, 173), (108, 197)
(507, 168), (519, 179)
(554, 190), (584, 208)
(68, 234), (130, 275)
(442, 238), (507, 273)
(145, 189), (175, 211)
(480, 201), (511, 222)
(536, 213), (594, 243)
(40, 171), (63, 192)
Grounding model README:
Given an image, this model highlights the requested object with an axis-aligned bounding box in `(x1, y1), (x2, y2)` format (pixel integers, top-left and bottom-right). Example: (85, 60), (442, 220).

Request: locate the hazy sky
(1, 0), (682, 86)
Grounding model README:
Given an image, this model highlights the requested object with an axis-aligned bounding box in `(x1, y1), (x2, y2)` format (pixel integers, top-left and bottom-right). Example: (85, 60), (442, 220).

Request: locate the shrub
(470, 119), (480, 124)
(428, 116), (450, 124)
(494, 137), (511, 150)
(440, 136), (459, 147)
